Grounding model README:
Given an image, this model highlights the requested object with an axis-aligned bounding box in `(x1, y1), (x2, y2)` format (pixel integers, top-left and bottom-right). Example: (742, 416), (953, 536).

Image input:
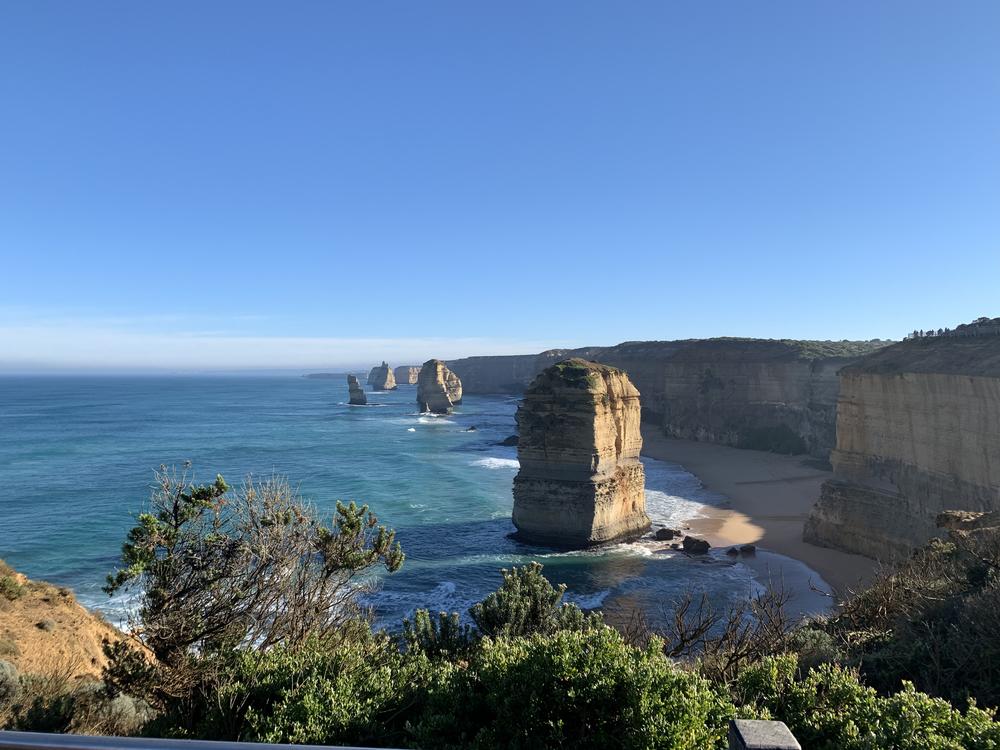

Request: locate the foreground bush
(413, 628), (734, 750)
(733, 655), (1000, 750)
(823, 535), (1000, 707)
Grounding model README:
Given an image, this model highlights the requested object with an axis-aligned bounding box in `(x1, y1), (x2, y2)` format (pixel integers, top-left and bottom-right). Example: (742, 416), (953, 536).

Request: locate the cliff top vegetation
(846, 333), (1000, 377)
(560, 337), (892, 363)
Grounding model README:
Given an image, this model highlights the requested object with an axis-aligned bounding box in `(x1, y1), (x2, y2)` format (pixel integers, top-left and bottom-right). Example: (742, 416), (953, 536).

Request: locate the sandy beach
(641, 428), (875, 597)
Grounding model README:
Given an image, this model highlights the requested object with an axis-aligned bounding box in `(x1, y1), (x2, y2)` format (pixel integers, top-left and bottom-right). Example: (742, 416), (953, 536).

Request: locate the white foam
(407, 427), (416, 432)
(568, 588), (612, 610)
(417, 416), (456, 425)
(473, 457), (520, 470)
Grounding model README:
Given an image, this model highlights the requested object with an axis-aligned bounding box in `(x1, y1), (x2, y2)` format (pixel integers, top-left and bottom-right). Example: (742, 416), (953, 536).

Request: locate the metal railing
(1, 721), (801, 750)
(0, 734), (403, 750)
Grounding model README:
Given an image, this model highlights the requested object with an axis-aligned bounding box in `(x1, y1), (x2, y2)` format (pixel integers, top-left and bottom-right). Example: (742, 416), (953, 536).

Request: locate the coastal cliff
(347, 374), (367, 405)
(804, 335), (1000, 560)
(417, 359), (463, 414)
(512, 359), (650, 547)
(0, 560), (125, 679)
(452, 339), (886, 458)
(368, 361), (397, 391)
(394, 366), (420, 385)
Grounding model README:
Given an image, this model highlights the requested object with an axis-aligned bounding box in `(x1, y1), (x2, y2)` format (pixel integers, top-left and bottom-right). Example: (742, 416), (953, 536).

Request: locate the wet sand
(641, 429), (875, 597)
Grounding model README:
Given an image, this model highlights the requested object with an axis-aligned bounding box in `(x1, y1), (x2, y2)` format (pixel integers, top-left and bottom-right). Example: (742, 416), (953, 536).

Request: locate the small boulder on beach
(682, 535), (711, 554)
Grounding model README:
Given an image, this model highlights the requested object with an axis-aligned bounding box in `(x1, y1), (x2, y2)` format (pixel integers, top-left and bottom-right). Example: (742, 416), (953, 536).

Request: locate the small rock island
(394, 365), (420, 385)
(417, 359), (463, 414)
(512, 358), (651, 547)
(347, 374), (367, 405)
(368, 361), (397, 391)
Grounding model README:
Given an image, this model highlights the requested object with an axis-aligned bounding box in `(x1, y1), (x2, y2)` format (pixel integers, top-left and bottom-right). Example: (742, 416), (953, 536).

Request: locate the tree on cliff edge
(105, 465), (404, 665)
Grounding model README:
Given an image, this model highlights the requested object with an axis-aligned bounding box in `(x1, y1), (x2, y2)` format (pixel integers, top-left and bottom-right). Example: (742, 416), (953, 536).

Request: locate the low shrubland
(3, 466), (999, 748)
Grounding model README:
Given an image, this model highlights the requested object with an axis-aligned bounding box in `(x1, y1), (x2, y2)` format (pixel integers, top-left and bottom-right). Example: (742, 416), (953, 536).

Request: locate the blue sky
(2, 1), (998, 371)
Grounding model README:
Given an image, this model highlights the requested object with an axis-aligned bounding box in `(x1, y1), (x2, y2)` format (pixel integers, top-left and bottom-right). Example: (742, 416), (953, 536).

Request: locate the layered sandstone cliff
(347, 374), (367, 405)
(417, 359), (463, 414)
(368, 361), (397, 391)
(804, 335), (1000, 560)
(451, 339), (887, 458)
(394, 366), (420, 385)
(512, 359), (650, 547)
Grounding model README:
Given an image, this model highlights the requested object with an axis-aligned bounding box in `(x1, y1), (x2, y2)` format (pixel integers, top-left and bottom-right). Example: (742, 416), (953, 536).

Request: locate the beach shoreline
(640, 429), (875, 597)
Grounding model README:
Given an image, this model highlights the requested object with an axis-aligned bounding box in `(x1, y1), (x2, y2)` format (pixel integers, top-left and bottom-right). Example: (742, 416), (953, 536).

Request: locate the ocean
(0, 376), (830, 630)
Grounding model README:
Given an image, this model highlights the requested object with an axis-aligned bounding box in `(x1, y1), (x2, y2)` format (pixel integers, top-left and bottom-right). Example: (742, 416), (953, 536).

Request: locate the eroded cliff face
(417, 359), (462, 414)
(394, 366), (420, 385)
(369, 361), (397, 391)
(804, 336), (1000, 560)
(451, 339), (886, 458)
(448, 351), (570, 394)
(512, 359), (650, 547)
(347, 374), (367, 405)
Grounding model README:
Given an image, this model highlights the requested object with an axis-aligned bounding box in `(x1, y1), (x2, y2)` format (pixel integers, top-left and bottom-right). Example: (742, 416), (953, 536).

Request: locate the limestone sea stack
(369, 361), (397, 391)
(417, 359), (463, 414)
(394, 366), (421, 385)
(347, 374), (367, 405)
(512, 358), (650, 547)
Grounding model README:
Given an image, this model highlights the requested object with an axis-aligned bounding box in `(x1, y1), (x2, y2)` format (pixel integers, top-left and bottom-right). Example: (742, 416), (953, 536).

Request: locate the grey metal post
(728, 719), (801, 750)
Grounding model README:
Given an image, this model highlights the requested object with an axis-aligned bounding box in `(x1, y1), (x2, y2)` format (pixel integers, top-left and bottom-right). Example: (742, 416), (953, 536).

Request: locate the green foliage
(152, 634), (431, 746)
(413, 628), (733, 750)
(469, 562), (603, 638)
(823, 535), (1000, 707)
(0, 576), (24, 601)
(104, 473), (230, 596)
(104, 467), (404, 665)
(732, 655), (1000, 750)
(403, 610), (474, 659)
(0, 661), (19, 704)
(8, 677), (153, 736)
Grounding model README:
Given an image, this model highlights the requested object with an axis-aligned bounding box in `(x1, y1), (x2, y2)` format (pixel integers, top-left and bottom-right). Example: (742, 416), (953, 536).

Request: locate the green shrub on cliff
(412, 628), (733, 750)
(732, 655), (1000, 750)
(404, 562), (601, 658)
(818, 535), (1000, 708)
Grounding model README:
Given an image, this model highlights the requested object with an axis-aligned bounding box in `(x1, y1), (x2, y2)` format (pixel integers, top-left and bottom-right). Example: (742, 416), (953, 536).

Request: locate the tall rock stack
(368, 361), (397, 391)
(512, 358), (650, 547)
(417, 359), (463, 414)
(444, 368), (463, 405)
(347, 374), (367, 405)
(394, 366), (421, 385)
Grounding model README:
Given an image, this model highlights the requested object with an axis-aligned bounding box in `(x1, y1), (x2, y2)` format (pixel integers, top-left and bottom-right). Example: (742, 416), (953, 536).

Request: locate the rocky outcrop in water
(417, 359), (463, 414)
(512, 359), (650, 547)
(368, 361), (397, 391)
(804, 334), (1000, 560)
(347, 374), (367, 405)
(394, 366), (420, 385)
(450, 339), (888, 458)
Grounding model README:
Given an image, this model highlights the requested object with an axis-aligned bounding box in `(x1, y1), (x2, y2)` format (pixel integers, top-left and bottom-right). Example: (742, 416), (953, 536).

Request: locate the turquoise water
(0, 376), (829, 629)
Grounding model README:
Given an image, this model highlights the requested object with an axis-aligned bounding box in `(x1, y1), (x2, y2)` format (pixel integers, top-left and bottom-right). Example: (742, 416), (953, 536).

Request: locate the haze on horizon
(2, 2), (998, 373)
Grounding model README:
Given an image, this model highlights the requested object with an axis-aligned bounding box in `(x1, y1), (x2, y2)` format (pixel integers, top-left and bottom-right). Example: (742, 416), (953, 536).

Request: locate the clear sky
(2, 1), (998, 372)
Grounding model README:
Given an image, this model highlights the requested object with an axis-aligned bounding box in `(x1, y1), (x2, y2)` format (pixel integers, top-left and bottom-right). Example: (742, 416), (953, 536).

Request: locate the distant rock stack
(347, 374), (367, 405)
(512, 358), (650, 548)
(368, 361), (397, 391)
(394, 366), (421, 385)
(417, 359), (463, 414)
